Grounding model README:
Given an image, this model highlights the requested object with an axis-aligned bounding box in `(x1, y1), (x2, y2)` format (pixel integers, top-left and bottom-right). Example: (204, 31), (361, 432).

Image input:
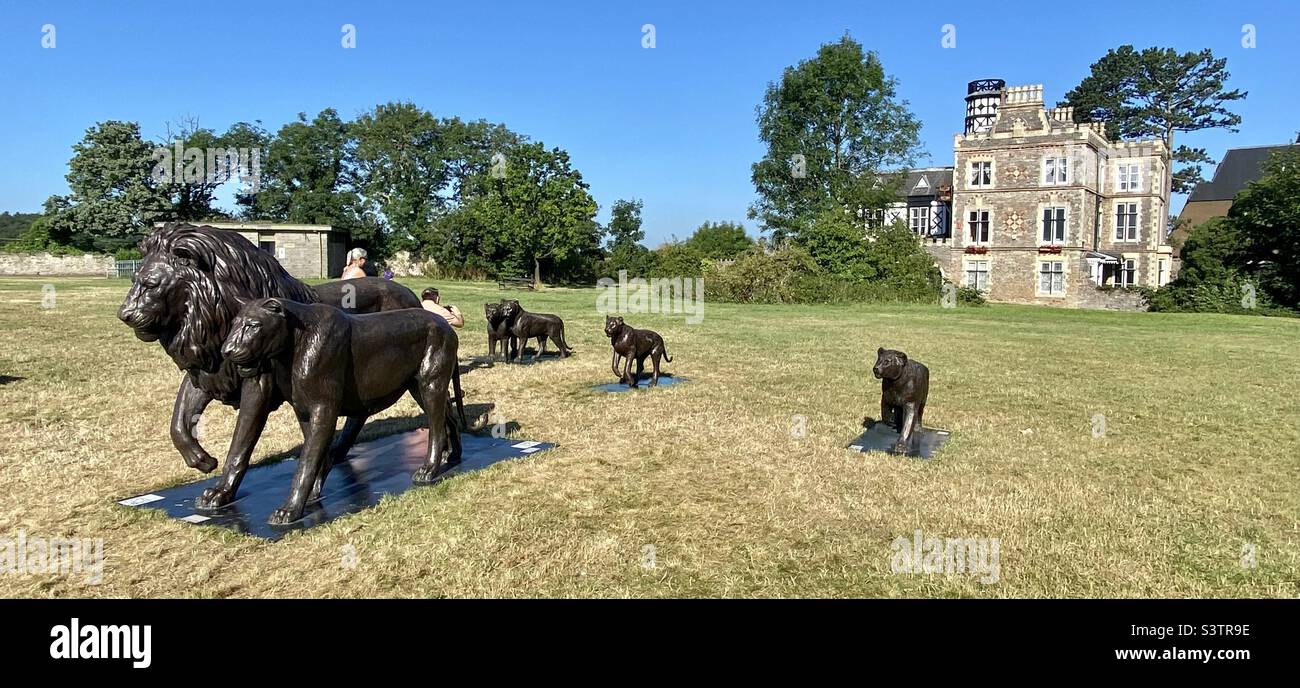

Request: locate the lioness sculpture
(604, 316), (673, 387)
(116, 223), (420, 509)
(869, 348), (930, 453)
(222, 297), (465, 524)
(484, 301), (517, 361)
(500, 299), (573, 363)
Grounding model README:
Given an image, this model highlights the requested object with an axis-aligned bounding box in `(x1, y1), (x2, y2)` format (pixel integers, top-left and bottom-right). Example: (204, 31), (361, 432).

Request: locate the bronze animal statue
(604, 316), (672, 387)
(869, 348), (930, 453)
(484, 301), (517, 361)
(221, 297), (464, 525)
(500, 299), (572, 363)
(116, 222), (421, 509)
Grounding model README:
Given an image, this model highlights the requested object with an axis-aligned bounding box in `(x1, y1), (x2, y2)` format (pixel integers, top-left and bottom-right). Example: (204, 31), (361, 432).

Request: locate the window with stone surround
(1115, 202), (1139, 242)
(1119, 258), (1137, 287)
(1117, 163), (1141, 192)
(1043, 157), (1069, 185)
(965, 260), (990, 292)
(968, 209), (990, 243)
(1038, 260), (1064, 295)
(908, 206), (929, 235)
(969, 161), (992, 188)
(1041, 207), (1066, 244)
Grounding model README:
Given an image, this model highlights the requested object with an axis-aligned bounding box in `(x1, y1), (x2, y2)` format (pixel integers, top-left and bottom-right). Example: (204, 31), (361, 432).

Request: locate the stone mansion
(888, 79), (1177, 309)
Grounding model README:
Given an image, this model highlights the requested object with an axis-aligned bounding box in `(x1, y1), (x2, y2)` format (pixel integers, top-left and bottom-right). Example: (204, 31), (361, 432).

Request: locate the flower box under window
(964, 245), (989, 255)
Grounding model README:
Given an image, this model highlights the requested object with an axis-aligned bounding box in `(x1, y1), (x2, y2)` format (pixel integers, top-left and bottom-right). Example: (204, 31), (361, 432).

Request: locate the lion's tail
(452, 362), (467, 429)
(661, 344), (673, 363)
(557, 323), (574, 354)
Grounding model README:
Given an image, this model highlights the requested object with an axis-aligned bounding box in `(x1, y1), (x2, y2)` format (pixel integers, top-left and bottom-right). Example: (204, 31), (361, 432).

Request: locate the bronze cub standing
(500, 299), (573, 362)
(869, 347), (929, 453)
(222, 298), (465, 525)
(604, 316), (673, 387)
(484, 301), (518, 361)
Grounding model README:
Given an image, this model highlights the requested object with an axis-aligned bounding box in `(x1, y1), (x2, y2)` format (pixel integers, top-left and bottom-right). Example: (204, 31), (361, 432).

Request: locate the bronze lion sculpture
(604, 316), (672, 387)
(869, 348), (930, 453)
(117, 222), (421, 510)
(500, 299), (573, 363)
(222, 297), (464, 524)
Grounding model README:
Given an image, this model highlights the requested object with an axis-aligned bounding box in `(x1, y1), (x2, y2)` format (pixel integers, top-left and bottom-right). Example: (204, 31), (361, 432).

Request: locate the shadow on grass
(248, 402), (515, 469)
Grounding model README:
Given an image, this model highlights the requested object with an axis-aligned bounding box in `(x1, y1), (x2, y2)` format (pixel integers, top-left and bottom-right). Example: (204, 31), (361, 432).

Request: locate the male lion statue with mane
(118, 222), (421, 510)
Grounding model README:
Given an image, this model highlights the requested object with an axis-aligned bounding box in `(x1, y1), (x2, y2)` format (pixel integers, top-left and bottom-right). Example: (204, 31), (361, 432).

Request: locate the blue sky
(1, 1), (1295, 245)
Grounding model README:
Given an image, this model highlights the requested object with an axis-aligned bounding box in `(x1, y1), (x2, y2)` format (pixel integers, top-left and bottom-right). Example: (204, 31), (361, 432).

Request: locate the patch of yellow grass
(0, 277), (1296, 597)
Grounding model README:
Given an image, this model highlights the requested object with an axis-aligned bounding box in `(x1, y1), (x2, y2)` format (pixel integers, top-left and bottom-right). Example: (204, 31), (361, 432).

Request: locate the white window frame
(1158, 258), (1168, 286)
(1117, 163), (1141, 192)
(969, 161), (993, 188)
(908, 206), (930, 236)
(1119, 258), (1137, 287)
(1038, 260), (1065, 296)
(1115, 202), (1139, 242)
(965, 260), (990, 292)
(1040, 206), (1066, 244)
(1043, 157), (1069, 185)
(967, 209), (990, 244)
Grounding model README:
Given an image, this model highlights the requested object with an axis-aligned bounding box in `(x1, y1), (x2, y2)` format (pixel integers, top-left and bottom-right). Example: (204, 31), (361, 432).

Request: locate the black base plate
(847, 420), (951, 459)
(593, 373), (686, 393)
(118, 430), (554, 540)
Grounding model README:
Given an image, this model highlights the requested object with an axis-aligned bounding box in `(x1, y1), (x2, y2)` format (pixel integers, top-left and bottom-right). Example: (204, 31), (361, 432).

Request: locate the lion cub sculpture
(222, 297), (465, 525)
(484, 301), (518, 361)
(500, 299), (573, 363)
(869, 347), (929, 453)
(604, 316), (673, 388)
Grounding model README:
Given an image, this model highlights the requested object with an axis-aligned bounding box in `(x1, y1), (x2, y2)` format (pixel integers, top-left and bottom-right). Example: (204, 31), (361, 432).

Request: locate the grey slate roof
(1188, 144), (1299, 202)
(884, 167), (953, 199)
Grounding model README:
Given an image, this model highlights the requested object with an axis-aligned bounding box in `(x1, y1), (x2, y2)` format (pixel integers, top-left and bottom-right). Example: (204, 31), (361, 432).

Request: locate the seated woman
(341, 248), (368, 279)
(421, 287), (464, 328)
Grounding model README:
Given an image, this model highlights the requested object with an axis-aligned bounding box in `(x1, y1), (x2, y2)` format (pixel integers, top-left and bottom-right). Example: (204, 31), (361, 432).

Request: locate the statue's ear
(263, 298), (284, 315)
(877, 347), (884, 357)
(898, 352), (908, 365)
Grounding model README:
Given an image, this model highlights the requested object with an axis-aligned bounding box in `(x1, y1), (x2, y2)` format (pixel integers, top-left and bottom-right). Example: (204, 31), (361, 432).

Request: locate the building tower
(964, 79), (1005, 135)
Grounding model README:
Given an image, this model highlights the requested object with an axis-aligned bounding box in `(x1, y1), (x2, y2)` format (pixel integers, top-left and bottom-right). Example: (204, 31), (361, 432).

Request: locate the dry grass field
(0, 276), (1296, 598)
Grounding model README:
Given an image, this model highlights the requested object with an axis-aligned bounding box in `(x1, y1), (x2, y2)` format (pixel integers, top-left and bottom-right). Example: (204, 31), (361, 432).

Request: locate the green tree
(1062, 46), (1246, 194)
(650, 242), (705, 277)
(246, 110), (377, 254)
(43, 120), (169, 251)
(606, 199), (645, 250)
(1225, 148), (1300, 307)
(684, 221), (753, 260)
(350, 102), (453, 254)
(451, 141), (600, 285)
(750, 35), (920, 241)
(795, 208), (875, 280)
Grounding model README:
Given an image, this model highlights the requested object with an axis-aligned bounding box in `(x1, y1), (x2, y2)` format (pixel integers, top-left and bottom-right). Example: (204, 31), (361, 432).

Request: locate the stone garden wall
(0, 252), (115, 276)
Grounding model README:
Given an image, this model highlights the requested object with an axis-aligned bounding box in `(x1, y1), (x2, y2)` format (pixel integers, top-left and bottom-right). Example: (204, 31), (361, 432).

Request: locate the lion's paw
(195, 486), (234, 510)
(267, 506), (301, 525)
